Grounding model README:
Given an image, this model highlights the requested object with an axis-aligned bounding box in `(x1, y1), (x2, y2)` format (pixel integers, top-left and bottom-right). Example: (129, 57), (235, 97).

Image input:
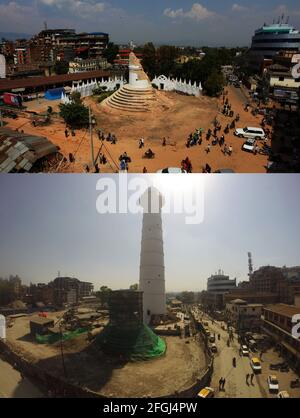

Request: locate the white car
(268, 375), (279, 393)
(242, 138), (256, 153)
(235, 127), (266, 140)
(278, 391), (290, 398)
(157, 167), (187, 173)
(241, 345), (249, 356)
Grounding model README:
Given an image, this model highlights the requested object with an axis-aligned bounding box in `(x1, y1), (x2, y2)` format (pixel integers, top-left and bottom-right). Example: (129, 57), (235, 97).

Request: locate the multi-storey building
(226, 299), (263, 332)
(262, 304), (300, 371)
(250, 22), (300, 70)
(202, 271), (237, 310)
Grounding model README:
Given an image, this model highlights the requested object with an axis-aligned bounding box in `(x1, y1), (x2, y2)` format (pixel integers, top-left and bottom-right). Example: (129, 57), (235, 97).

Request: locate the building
(203, 271), (237, 310)
(250, 266), (289, 302)
(139, 187), (166, 324)
(224, 290), (278, 305)
(226, 299), (263, 332)
(56, 32), (109, 60)
(262, 304), (300, 371)
(28, 283), (54, 305)
(250, 22), (300, 70)
(29, 317), (54, 336)
(69, 57), (109, 73)
(8, 275), (22, 296)
(51, 277), (94, 306)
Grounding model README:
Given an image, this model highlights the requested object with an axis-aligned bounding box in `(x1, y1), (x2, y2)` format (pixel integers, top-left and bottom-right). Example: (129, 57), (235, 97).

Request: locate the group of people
(98, 131), (117, 144)
(186, 129), (204, 148)
(181, 157), (193, 173)
(64, 128), (76, 138)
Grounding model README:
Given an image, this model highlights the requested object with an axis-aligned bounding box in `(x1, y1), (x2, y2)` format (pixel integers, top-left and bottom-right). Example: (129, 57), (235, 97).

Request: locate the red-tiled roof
(0, 70), (112, 92)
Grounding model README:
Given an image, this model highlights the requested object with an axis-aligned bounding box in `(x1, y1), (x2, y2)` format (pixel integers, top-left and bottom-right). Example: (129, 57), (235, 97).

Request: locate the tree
(54, 60), (69, 75)
(95, 286), (112, 306)
(0, 279), (15, 306)
(178, 291), (195, 304)
(129, 284), (138, 291)
(59, 95), (89, 128)
(142, 42), (157, 79)
(103, 42), (119, 64)
(204, 71), (225, 97)
(156, 45), (179, 76)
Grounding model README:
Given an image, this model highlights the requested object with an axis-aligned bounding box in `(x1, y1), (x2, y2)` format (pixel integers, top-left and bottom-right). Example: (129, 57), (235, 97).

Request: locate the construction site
(2, 295), (208, 398)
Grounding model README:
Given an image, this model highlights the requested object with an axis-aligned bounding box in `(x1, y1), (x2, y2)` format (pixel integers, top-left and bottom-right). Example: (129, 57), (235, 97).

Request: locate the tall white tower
(139, 187), (166, 324)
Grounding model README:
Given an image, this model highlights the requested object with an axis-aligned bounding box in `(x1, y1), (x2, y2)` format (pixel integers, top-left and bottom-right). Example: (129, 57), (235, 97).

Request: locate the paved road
(0, 358), (43, 398)
(204, 317), (265, 398)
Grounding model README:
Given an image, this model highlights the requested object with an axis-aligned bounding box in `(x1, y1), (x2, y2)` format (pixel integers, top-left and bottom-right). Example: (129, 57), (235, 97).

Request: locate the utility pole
(59, 323), (67, 378)
(89, 106), (95, 168)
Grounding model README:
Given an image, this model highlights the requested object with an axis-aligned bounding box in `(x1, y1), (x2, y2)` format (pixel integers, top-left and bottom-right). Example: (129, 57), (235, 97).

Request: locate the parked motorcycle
(290, 379), (300, 389)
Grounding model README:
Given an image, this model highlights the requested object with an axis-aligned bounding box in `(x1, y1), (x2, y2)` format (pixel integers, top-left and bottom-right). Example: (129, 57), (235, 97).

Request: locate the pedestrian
(246, 373), (250, 385)
(162, 137), (166, 147)
(219, 378), (223, 391)
(228, 145), (233, 156)
(143, 167), (148, 173)
(71, 129), (75, 137)
(205, 145), (211, 154)
(222, 378), (226, 390)
(64, 128), (69, 138)
(251, 373), (254, 385)
(85, 165), (90, 173)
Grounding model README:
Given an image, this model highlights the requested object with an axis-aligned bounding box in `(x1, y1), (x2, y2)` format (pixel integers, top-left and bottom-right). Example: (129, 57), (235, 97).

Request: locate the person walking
(64, 128), (69, 138)
(250, 373), (255, 385)
(219, 378), (223, 391)
(246, 374), (250, 385)
(222, 378), (226, 391)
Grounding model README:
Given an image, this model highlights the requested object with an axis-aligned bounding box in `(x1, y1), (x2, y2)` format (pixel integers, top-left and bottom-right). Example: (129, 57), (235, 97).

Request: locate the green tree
(204, 71), (225, 97)
(178, 291), (195, 304)
(142, 42), (157, 79)
(0, 279), (15, 306)
(59, 98), (89, 128)
(54, 60), (69, 75)
(129, 284), (138, 291)
(156, 45), (179, 76)
(103, 42), (119, 64)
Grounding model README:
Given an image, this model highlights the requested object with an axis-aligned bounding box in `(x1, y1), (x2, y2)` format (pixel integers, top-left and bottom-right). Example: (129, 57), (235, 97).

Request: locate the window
(279, 76), (285, 82)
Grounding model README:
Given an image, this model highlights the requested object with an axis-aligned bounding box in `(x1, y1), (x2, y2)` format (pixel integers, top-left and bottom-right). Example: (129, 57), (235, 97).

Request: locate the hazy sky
(0, 174), (299, 292)
(0, 1), (300, 45)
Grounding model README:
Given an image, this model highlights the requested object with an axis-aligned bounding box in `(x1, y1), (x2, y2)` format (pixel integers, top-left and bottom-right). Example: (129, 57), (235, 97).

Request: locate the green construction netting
(97, 323), (166, 361)
(36, 327), (88, 344)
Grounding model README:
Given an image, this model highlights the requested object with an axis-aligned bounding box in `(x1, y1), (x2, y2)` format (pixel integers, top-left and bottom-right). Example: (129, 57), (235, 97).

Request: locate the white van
(235, 127), (266, 140)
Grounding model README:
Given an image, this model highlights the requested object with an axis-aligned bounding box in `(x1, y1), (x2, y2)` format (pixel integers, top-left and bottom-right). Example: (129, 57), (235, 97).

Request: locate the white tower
(139, 187), (166, 324)
(0, 54), (6, 79)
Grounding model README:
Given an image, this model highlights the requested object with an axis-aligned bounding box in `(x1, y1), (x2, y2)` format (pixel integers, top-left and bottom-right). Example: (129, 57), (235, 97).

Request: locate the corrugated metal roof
(0, 128), (58, 173)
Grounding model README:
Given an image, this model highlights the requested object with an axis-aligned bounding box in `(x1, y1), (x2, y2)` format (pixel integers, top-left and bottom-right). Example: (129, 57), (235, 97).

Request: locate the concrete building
(52, 277), (94, 306)
(262, 304), (300, 371)
(139, 187), (166, 324)
(250, 266), (289, 302)
(30, 317), (54, 336)
(69, 57), (109, 73)
(250, 22), (300, 70)
(203, 271), (237, 311)
(226, 299), (263, 332)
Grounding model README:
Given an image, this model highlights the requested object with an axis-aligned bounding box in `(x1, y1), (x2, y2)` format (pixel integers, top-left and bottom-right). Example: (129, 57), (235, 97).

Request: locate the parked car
(198, 387), (215, 398)
(267, 375), (279, 393)
(250, 357), (262, 373)
(278, 391), (290, 398)
(235, 126), (266, 140)
(242, 138), (256, 153)
(241, 345), (249, 356)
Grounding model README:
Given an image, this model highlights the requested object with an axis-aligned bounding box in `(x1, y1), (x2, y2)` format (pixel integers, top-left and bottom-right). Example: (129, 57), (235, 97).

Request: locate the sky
(0, 174), (299, 292)
(0, 1), (300, 45)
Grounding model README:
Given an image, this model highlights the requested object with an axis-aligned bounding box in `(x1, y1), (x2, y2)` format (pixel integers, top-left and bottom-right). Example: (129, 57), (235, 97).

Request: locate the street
(202, 314), (300, 398)
(0, 357), (44, 398)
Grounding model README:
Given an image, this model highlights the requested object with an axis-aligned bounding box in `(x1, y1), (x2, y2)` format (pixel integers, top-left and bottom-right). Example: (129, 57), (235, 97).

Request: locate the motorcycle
(290, 379), (300, 389)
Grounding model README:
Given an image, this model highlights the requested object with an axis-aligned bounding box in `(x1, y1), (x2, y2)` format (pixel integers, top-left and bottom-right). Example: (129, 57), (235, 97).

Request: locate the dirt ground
(3, 86), (270, 173)
(7, 314), (207, 398)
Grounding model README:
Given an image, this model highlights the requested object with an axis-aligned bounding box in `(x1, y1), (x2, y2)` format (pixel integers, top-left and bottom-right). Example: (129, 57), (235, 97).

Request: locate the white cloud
(38, 0), (106, 17)
(164, 3), (216, 21)
(232, 4), (249, 12)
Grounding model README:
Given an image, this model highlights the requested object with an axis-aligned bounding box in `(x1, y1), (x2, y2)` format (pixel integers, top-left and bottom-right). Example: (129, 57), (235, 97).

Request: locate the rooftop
(0, 128), (58, 173)
(0, 70), (111, 92)
(264, 304), (300, 318)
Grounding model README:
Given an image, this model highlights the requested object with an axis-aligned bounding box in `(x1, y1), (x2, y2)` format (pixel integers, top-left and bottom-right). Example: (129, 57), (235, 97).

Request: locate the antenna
(248, 252), (253, 278)
(44, 21), (48, 31)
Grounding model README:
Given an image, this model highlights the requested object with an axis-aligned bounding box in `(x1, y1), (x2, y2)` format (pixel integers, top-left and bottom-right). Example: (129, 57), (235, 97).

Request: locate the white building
(139, 188), (166, 324)
(226, 299), (263, 331)
(151, 75), (202, 97)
